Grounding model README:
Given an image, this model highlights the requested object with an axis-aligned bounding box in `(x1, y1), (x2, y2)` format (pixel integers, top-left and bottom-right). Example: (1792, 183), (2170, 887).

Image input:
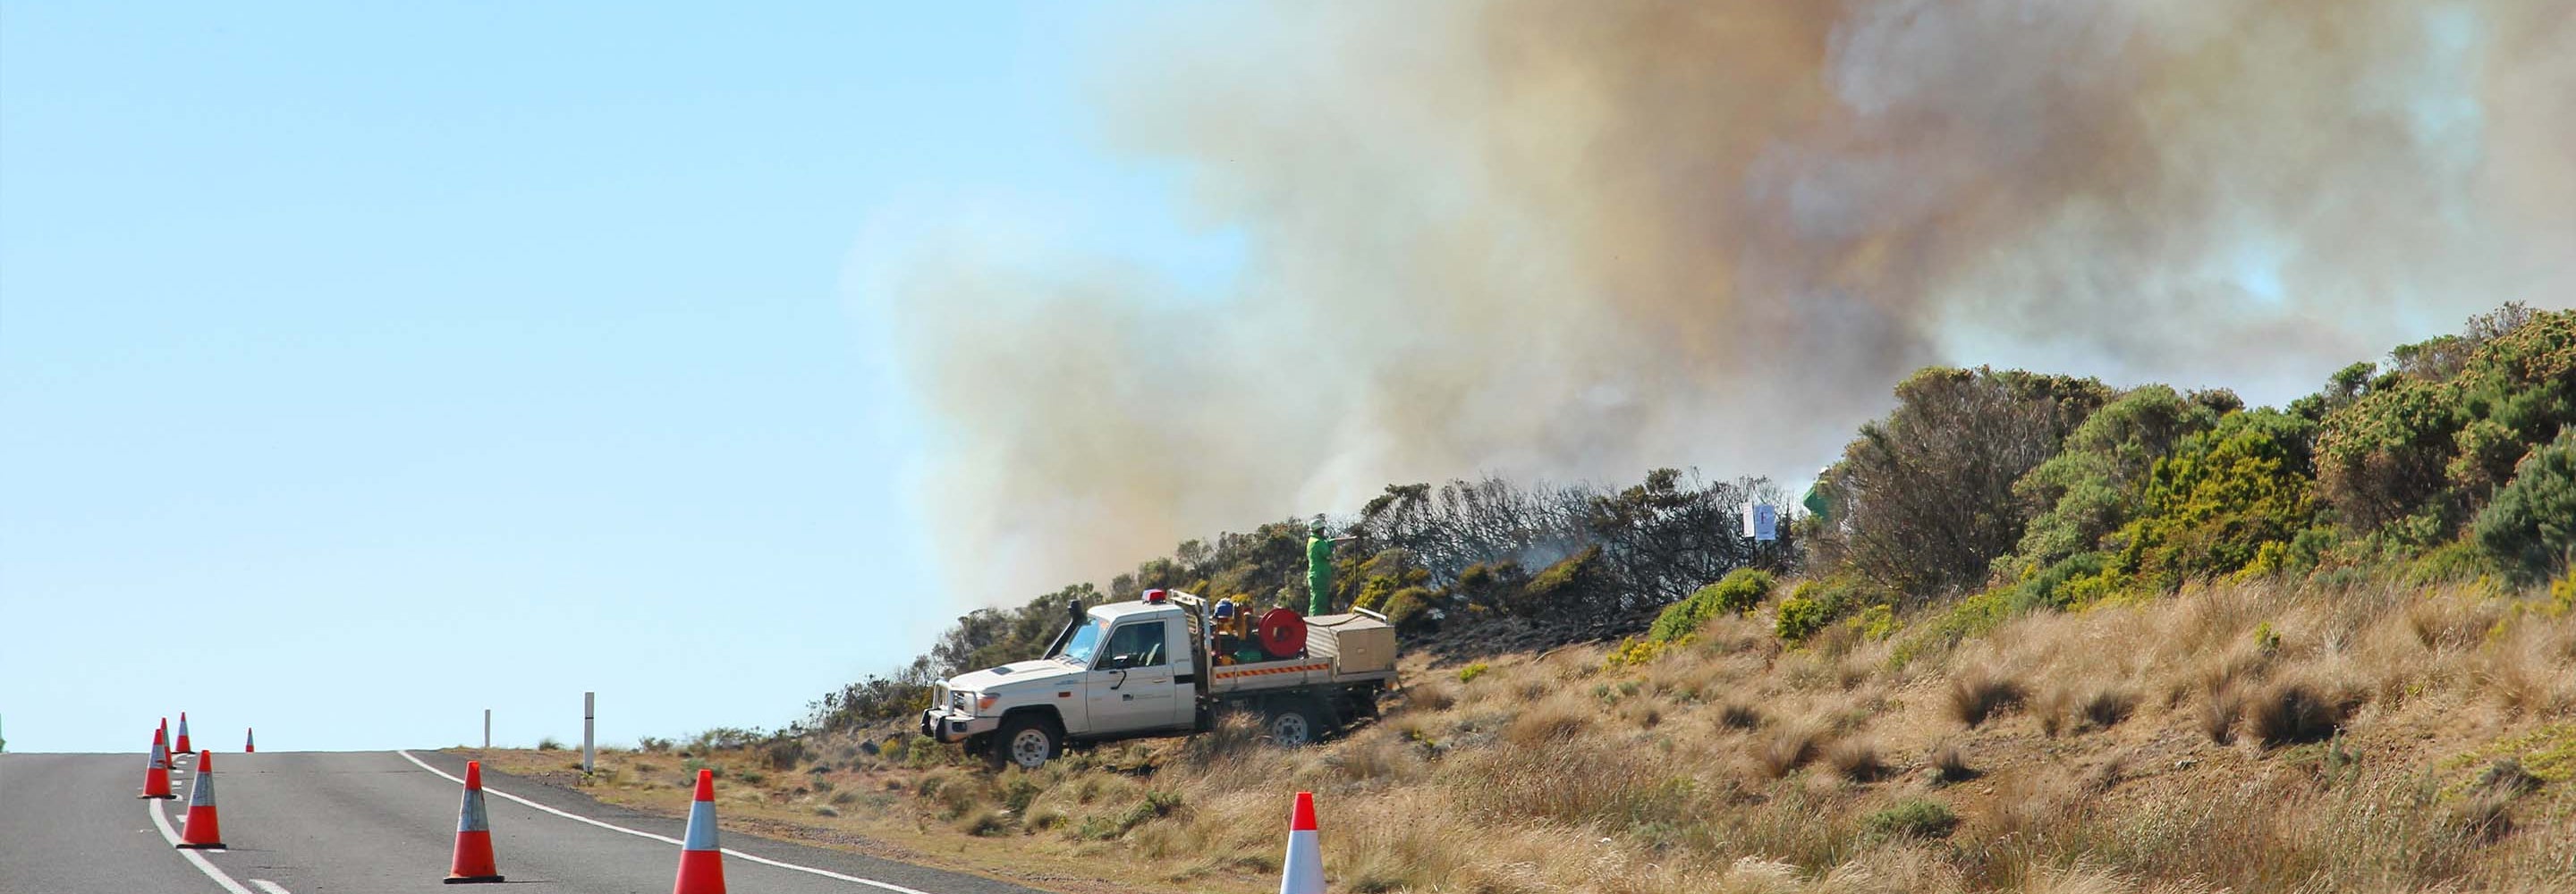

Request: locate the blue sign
(1743, 503), (1779, 542)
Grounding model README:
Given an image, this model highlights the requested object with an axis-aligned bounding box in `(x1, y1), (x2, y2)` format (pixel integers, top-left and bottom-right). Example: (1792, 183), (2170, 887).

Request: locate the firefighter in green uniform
(1306, 523), (1351, 616)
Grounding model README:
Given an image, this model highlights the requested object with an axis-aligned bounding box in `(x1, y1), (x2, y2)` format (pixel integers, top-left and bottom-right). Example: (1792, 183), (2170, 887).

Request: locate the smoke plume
(867, 1), (2576, 601)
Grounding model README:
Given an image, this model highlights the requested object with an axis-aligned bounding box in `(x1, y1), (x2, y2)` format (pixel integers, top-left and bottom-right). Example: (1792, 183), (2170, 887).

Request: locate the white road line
(145, 799), (255, 894)
(249, 881), (292, 894)
(394, 750), (941, 894)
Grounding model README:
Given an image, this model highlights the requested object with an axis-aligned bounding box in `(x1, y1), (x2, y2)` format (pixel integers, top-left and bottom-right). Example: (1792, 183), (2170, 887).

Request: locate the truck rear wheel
(992, 714), (1061, 771)
(1264, 700), (1318, 747)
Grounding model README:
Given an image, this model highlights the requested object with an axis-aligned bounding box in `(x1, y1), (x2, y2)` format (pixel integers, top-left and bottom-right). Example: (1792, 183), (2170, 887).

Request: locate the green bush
(1518, 546), (1608, 617)
(1456, 662), (1489, 684)
(1649, 569), (1775, 644)
(1381, 586), (1436, 630)
(1774, 581), (1843, 645)
(2004, 384), (2233, 578)
(2106, 409), (2320, 590)
(1861, 798), (1959, 839)
(2475, 428), (2576, 584)
(2318, 307), (2572, 537)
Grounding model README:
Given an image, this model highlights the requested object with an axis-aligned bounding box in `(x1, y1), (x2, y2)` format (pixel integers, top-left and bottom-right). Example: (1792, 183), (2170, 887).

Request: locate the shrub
(1517, 546), (1609, 618)
(1861, 798), (1959, 840)
(763, 738), (807, 771)
(1849, 603), (1898, 640)
(1380, 586), (1437, 631)
(1827, 367), (2112, 599)
(1892, 589), (2016, 667)
(1000, 774), (1044, 814)
(1718, 703), (1762, 730)
(638, 737), (674, 753)
(536, 737), (564, 752)
(955, 808), (1010, 836)
(1649, 569), (1775, 645)
(2104, 409), (2320, 590)
(2003, 384), (2233, 578)
(2473, 758), (2542, 797)
(1776, 577), (1875, 645)
(1947, 670), (2025, 728)
(1604, 637), (1669, 668)
(1456, 662), (1489, 684)
(2319, 307), (2573, 537)
(2475, 428), (2575, 584)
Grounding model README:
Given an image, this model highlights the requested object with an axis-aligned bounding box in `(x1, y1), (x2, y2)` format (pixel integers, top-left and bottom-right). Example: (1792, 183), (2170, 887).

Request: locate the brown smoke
(871, 0), (2576, 601)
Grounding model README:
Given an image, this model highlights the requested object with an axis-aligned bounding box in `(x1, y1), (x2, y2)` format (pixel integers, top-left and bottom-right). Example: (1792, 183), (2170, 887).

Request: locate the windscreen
(1058, 618), (1108, 666)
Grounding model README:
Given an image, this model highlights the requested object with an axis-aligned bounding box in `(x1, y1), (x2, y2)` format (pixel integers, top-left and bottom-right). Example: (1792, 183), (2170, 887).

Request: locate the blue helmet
(1213, 598), (1237, 620)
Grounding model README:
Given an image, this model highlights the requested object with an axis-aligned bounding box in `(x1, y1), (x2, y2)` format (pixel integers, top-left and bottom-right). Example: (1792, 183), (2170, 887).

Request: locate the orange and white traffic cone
(244, 728), (255, 754)
(139, 729), (176, 799)
(1278, 790), (1323, 894)
(160, 718), (174, 763)
(175, 751), (225, 849)
(445, 760), (504, 883)
(672, 768), (726, 894)
(174, 713), (193, 756)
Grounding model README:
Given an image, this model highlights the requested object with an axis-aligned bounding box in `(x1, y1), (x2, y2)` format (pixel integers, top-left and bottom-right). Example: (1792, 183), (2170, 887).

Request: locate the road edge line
(394, 750), (939, 894)
(146, 797), (256, 894)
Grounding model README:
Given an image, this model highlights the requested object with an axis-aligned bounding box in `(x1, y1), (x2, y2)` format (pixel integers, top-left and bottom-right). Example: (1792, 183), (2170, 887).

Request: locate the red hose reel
(1255, 608), (1309, 659)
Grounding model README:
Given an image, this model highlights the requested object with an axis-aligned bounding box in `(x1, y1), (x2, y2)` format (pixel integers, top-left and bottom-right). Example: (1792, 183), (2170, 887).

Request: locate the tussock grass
(1826, 738), (1888, 782)
(1948, 670), (2026, 728)
(1929, 744), (1976, 785)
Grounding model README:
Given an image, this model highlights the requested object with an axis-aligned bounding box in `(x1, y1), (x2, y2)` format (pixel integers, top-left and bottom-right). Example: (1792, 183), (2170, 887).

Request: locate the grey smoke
(865, 0), (2576, 602)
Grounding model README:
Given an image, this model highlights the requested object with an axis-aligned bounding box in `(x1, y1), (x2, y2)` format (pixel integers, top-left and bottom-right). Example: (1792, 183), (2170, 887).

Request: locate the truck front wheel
(992, 715), (1062, 771)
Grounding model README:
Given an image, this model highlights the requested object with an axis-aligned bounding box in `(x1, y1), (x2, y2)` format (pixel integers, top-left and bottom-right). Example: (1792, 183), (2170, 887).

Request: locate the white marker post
(483, 709), (492, 751)
(582, 692), (596, 773)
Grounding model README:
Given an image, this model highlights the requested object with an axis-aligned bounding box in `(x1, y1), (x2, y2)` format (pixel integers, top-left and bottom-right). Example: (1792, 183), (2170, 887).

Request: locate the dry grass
(1757, 722), (1825, 778)
(1948, 670), (2026, 729)
(1929, 744), (1977, 785)
(1826, 738), (1889, 782)
(469, 577), (2576, 894)
(2247, 679), (2347, 747)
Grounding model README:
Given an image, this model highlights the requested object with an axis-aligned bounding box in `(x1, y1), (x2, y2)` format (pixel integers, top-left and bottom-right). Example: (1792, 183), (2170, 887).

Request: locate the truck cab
(920, 598), (1198, 767)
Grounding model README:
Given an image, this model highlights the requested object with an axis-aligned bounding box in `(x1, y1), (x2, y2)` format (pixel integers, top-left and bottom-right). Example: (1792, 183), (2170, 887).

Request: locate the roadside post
(483, 709), (491, 751)
(582, 692), (596, 773)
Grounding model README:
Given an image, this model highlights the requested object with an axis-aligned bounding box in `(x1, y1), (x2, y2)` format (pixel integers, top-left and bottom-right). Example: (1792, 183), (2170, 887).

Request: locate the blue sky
(0, 2), (1236, 752)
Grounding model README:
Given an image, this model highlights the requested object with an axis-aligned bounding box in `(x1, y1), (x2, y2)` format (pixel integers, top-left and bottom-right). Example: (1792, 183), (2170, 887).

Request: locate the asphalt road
(0, 750), (1053, 894)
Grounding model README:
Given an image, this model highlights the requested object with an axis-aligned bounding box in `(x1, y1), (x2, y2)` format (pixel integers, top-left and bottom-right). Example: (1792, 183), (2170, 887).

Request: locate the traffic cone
(672, 768), (726, 894)
(175, 751), (225, 849)
(174, 713), (192, 755)
(1278, 790), (1323, 894)
(161, 718), (174, 763)
(445, 760), (504, 883)
(244, 728), (255, 754)
(139, 729), (176, 798)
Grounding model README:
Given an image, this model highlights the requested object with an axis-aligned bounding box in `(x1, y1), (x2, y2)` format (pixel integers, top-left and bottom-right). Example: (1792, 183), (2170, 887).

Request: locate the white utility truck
(920, 589), (1398, 770)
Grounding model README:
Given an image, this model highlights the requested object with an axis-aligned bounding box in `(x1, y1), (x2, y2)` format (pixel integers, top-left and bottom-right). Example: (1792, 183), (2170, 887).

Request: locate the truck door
(1086, 619), (1185, 734)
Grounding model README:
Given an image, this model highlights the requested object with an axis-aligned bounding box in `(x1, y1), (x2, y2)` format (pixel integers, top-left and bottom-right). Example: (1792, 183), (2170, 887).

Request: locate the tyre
(990, 714), (1062, 771)
(1264, 700), (1318, 747)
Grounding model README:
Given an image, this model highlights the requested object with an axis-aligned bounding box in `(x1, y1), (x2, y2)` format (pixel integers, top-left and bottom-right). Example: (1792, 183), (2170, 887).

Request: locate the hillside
(499, 304), (2576, 893)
